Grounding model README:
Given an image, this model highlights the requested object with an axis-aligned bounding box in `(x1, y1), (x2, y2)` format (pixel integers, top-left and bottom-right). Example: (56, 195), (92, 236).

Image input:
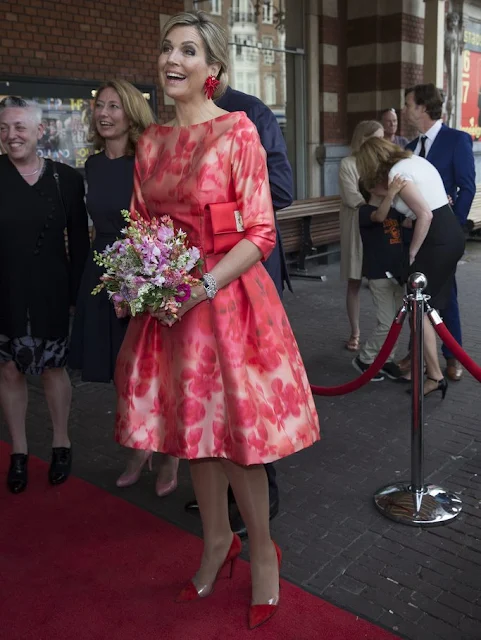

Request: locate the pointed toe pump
(155, 457), (180, 497)
(248, 542), (282, 630)
(176, 533), (242, 602)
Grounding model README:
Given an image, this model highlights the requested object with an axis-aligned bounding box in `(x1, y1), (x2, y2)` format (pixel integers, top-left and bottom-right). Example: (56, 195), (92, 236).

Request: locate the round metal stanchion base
(374, 483), (462, 526)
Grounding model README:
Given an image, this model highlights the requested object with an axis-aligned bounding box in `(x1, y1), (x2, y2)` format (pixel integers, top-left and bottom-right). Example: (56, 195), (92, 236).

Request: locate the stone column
(306, 0), (321, 197)
(423, 0), (445, 87)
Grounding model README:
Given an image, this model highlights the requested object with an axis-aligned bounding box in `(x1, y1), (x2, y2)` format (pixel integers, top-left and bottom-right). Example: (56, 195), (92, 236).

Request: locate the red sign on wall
(460, 49), (481, 139)
(461, 21), (481, 140)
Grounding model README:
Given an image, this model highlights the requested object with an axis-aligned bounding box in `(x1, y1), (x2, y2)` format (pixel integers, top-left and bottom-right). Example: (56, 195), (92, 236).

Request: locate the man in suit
(184, 86), (294, 537)
(404, 83), (476, 381)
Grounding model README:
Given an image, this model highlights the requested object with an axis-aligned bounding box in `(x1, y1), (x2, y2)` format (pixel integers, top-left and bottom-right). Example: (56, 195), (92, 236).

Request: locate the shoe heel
(441, 380), (448, 400)
(227, 556), (238, 579)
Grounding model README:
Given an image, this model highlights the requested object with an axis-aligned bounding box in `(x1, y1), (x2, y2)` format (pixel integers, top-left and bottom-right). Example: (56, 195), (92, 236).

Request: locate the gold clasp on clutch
(234, 210), (244, 232)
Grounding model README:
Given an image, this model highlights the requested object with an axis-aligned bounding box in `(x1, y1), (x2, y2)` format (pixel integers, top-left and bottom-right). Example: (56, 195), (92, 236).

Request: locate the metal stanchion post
(373, 273), (462, 526)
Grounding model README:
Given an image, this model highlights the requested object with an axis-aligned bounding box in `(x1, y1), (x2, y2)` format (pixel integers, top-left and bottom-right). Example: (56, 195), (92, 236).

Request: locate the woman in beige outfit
(339, 120), (384, 350)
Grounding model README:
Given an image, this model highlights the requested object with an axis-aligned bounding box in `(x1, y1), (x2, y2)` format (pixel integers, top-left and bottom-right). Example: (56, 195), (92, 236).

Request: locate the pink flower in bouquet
(92, 210), (203, 319)
(175, 283), (192, 303)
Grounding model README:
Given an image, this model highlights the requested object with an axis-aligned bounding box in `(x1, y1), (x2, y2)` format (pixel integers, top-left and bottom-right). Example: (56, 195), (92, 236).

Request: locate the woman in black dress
(70, 80), (178, 493)
(357, 137), (465, 397)
(0, 97), (90, 493)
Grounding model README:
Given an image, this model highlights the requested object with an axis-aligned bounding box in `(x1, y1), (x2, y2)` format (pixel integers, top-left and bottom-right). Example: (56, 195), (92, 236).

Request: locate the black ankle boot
(49, 447), (72, 485)
(7, 453), (29, 494)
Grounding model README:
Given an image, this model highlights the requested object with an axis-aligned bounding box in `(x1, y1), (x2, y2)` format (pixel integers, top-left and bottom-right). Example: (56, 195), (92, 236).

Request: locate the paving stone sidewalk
(3, 243), (481, 640)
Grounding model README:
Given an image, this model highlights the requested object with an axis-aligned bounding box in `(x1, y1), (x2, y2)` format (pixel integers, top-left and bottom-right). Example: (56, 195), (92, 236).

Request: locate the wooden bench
(277, 196), (341, 274)
(467, 184), (481, 235)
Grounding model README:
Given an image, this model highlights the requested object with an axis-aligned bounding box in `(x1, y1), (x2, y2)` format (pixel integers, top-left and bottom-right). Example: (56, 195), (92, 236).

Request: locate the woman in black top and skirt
(356, 137), (465, 397)
(0, 97), (90, 493)
(70, 81), (177, 493)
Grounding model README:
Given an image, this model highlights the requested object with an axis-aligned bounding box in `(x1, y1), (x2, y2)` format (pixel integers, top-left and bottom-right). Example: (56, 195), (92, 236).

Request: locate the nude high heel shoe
(116, 451), (153, 488)
(155, 456), (180, 497)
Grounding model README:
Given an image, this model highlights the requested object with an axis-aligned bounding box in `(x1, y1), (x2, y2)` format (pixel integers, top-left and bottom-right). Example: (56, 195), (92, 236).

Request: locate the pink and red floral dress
(115, 112), (320, 465)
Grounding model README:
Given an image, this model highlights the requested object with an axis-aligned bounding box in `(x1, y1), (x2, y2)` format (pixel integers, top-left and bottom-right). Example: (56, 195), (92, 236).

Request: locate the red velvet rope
(310, 321), (404, 396)
(430, 314), (481, 383)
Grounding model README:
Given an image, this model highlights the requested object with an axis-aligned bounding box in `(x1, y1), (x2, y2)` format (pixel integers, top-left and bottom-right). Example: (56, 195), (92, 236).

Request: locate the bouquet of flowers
(92, 210), (203, 320)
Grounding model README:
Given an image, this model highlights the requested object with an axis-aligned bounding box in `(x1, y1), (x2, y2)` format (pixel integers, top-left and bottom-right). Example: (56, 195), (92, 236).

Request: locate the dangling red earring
(204, 75), (220, 100)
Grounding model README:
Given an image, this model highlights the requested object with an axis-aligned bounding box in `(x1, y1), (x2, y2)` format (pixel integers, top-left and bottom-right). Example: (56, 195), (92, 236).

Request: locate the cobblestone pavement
(3, 243), (481, 640)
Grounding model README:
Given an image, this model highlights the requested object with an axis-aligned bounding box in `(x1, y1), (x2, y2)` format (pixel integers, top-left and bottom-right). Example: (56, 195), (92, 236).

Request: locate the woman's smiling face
(158, 25), (220, 102)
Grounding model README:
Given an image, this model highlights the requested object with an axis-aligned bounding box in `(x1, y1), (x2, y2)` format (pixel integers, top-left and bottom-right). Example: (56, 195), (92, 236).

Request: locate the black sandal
(405, 376), (448, 399)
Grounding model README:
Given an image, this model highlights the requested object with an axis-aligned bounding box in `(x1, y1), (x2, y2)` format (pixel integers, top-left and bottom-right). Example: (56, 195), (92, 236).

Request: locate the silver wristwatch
(202, 273), (218, 299)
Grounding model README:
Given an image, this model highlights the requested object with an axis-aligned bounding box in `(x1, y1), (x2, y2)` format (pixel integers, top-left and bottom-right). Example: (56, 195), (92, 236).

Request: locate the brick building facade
(1, 0), (183, 121)
(1, 0), (479, 198)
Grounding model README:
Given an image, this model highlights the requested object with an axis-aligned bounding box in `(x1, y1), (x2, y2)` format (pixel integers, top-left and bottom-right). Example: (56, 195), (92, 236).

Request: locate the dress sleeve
(230, 116), (276, 260)
(130, 127), (155, 222)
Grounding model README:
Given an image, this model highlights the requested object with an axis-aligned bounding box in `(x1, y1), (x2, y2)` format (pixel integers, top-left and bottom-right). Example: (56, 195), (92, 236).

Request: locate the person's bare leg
(41, 367), (71, 448)
(346, 278), (362, 342)
(189, 459), (233, 591)
(423, 318), (444, 393)
(0, 362), (28, 453)
(221, 461), (278, 605)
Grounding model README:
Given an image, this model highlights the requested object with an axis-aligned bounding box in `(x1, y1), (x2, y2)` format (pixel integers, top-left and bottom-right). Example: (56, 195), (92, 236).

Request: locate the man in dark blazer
(404, 83), (476, 381)
(184, 86), (294, 537)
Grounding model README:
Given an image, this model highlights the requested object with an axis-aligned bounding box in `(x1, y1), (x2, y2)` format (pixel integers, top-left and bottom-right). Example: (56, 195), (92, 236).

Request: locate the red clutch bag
(207, 201), (246, 254)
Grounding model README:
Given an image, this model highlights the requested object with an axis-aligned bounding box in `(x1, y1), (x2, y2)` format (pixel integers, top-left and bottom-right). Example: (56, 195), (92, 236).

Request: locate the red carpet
(0, 445), (399, 640)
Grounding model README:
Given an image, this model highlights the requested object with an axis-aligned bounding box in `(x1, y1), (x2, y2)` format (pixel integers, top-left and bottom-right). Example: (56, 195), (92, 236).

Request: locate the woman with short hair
(0, 96), (90, 493)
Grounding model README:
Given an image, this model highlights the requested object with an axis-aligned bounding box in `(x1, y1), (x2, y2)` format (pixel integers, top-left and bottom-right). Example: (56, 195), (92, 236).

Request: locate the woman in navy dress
(70, 80), (178, 492)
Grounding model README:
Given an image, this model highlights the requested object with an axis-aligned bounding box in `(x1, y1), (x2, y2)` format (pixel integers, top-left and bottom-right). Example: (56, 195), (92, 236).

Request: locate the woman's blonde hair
(350, 120), (384, 154)
(160, 10), (229, 100)
(356, 137), (412, 190)
(89, 79), (156, 155)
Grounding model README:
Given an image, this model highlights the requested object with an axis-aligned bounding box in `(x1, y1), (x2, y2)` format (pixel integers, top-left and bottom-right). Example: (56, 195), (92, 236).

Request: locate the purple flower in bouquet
(157, 225), (175, 243)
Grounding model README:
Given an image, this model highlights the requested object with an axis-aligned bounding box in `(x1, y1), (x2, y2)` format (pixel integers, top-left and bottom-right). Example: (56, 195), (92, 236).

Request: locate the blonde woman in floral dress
(114, 10), (320, 631)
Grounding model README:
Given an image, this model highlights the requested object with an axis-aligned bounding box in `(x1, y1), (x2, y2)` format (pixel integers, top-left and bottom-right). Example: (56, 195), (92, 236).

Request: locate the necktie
(419, 135), (427, 158)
